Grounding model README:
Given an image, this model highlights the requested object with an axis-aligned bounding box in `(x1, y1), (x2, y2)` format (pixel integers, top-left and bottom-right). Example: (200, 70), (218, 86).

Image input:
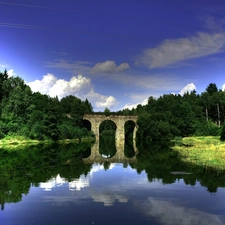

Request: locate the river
(0, 139), (225, 225)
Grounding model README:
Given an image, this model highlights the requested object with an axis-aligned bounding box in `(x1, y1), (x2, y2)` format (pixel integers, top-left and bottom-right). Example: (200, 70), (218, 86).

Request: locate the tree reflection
(0, 142), (93, 210)
(1, 139), (225, 210)
(134, 140), (225, 193)
(99, 134), (116, 158)
(124, 139), (135, 158)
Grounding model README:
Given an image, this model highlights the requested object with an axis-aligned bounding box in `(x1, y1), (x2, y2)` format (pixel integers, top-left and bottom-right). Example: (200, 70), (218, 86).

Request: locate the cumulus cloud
(179, 83), (196, 95)
(28, 73), (91, 99)
(91, 60), (130, 73)
(0, 64), (16, 77)
(86, 89), (118, 109)
(222, 84), (225, 91)
(7, 69), (16, 77)
(122, 98), (148, 110)
(27, 73), (118, 110)
(135, 32), (225, 68)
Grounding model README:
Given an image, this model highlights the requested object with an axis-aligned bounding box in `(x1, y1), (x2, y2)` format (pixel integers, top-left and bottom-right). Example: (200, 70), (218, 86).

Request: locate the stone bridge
(83, 114), (138, 140)
(83, 114), (138, 158)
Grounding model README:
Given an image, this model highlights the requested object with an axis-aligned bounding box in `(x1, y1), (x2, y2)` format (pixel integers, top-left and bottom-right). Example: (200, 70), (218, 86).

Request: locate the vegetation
(1, 141), (225, 210)
(172, 136), (225, 170)
(1, 68), (225, 144)
(117, 83), (225, 142)
(0, 142), (93, 209)
(134, 141), (225, 193)
(0, 70), (94, 142)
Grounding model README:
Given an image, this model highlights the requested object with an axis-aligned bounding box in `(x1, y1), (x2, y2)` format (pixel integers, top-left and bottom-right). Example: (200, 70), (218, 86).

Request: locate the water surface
(0, 142), (225, 225)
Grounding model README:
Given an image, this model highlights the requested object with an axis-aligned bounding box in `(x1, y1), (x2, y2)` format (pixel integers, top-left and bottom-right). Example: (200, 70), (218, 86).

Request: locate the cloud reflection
(135, 198), (224, 225)
(89, 190), (128, 206)
(39, 164), (115, 191)
(38, 164), (224, 225)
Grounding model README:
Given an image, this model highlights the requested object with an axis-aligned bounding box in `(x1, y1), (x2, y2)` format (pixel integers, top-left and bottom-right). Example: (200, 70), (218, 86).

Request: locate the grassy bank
(172, 136), (225, 170)
(0, 135), (95, 150)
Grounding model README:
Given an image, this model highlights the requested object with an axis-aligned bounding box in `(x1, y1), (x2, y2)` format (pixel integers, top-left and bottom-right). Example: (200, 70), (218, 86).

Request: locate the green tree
(0, 69), (8, 102)
(206, 83), (218, 95)
(104, 107), (110, 116)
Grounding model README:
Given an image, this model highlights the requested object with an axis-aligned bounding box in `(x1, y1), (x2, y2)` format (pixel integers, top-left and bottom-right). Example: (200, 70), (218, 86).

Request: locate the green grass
(0, 135), (95, 150)
(172, 136), (225, 170)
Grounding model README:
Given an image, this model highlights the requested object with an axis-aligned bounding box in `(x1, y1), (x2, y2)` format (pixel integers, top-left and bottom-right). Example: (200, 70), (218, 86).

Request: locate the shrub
(220, 125), (225, 141)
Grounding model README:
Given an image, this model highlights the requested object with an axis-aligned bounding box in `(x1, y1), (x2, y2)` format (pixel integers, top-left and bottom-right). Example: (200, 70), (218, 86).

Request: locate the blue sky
(0, 0), (225, 111)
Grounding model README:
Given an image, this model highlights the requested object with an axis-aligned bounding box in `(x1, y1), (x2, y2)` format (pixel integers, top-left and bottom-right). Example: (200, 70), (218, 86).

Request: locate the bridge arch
(83, 114), (138, 141)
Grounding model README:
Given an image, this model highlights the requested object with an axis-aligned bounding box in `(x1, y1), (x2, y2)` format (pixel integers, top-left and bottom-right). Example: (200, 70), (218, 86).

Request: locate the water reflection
(0, 141), (225, 225)
(99, 134), (117, 158)
(83, 135), (137, 164)
(32, 164), (225, 224)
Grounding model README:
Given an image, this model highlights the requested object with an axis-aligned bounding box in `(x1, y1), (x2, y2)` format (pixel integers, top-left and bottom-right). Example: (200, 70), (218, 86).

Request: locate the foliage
(172, 136), (225, 170)
(134, 89), (224, 141)
(99, 120), (116, 134)
(1, 69), (225, 142)
(0, 70), (94, 142)
(220, 125), (225, 141)
(0, 143), (93, 208)
(104, 107), (110, 116)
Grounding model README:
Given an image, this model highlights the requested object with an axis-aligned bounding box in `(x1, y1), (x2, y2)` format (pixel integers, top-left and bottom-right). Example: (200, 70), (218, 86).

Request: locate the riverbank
(0, 135), (95, 149)
(172, 136), (225, 170)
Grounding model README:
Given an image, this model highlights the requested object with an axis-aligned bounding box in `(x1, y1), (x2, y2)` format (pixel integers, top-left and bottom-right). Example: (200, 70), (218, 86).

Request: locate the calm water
(0, 141), (225, 225)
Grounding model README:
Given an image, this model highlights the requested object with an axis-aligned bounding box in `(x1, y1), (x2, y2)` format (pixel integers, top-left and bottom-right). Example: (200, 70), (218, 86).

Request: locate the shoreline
(172, 136), (225, 170)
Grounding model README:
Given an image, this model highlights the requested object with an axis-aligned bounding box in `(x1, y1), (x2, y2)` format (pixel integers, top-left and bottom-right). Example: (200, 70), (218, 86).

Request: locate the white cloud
(0, 64), (16, 77)
(122, 98), (148, 110)
(86, 89), (118, 109)
(27, 73), (118, 110)
(222, 84), (225, 91)
(28, 73), (58, 94)
(7, 69), (16, 77)
(135, 32), (225, 68)
(179, 83), (196, 95)
(91, 60), (130, 73)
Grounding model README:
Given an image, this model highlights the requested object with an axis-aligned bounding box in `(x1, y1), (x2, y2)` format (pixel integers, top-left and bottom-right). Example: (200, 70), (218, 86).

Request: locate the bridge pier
(83, 114), (138, 160)
(83, 115), (138, 141)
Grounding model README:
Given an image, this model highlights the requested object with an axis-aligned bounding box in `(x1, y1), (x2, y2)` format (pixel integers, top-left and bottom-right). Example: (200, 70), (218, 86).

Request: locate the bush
(220, 125), (225, 141)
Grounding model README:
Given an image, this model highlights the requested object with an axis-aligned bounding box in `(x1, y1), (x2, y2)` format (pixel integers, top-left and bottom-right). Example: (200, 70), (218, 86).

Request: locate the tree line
(115, 83), (225, 141)
(1, 69), (225, 141)
(0, 70), (93, 141)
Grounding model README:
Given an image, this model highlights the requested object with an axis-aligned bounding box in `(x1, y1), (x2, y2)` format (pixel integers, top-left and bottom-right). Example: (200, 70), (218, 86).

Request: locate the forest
(0, 70), (93, 141)
(0, 69), (225, 142)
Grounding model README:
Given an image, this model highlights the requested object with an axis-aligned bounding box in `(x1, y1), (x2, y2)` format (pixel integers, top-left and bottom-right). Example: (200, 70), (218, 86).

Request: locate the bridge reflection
(82, 138), (137, 164)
